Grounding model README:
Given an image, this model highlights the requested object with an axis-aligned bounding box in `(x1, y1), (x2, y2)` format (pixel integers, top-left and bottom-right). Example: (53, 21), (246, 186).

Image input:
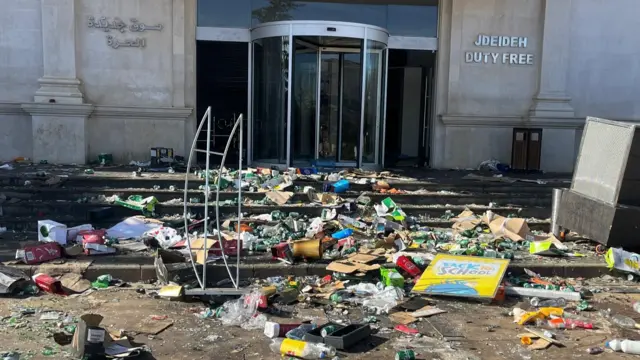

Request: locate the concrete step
(0, 200), (550, 220)
(0, 174), (568, 194)
(0, 216), (553, 233)
(0, 187), (552, 206)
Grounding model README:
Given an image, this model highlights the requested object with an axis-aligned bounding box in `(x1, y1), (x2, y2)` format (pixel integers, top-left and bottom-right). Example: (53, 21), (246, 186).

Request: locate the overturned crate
(557, 117), (640, 248)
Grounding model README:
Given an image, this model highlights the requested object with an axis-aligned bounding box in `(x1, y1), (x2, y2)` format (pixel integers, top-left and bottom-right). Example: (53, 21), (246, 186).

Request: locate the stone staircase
(0, 168), (569, 233)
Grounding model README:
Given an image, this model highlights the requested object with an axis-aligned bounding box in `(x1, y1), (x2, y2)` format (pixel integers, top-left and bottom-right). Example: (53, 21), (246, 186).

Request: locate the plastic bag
(218, 288), (263, 327)
(143, 226), (182, 248)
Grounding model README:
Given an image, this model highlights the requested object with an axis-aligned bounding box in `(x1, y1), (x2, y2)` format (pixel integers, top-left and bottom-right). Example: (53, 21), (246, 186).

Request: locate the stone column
(35, 0), (83, 103)
(529, 0), (575, 118)
(25, 0), (92, 164)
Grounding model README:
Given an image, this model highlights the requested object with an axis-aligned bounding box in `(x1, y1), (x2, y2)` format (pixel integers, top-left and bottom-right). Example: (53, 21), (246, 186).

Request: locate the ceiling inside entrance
(296, 35), (363, 48)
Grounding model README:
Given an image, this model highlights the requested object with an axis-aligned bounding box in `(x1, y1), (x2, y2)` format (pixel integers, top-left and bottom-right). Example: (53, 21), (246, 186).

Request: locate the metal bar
(338, 53), (344, 162)
(236, 114), (243, 288)
(286, 25), (293, 167)
(194, 149), (225, 156)
(247, 41), (253, 165)
(184, 287), (249, 297)
(212, 116), (243, 289)
(183, 107), (211, 289)
(373, 50), (382, 165)
(381, 48), (389, 168)
(202, 112), (212, 289)
(358, 31), (368, 168)
(315, 49), (322, 161)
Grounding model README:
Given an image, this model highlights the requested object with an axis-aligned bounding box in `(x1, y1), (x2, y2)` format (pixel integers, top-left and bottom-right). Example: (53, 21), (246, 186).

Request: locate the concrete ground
(1, 281), (639, 360)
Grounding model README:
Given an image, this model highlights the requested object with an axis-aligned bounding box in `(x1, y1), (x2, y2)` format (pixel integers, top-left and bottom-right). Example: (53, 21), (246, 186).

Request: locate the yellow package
(517, 307), (564, 325)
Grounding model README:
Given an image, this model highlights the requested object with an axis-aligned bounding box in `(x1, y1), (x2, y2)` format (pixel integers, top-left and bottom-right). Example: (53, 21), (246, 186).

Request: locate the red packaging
(396, 255), (422, 278)
(209, 240), (242, 256)
(20, 242), (62, 264)
(394, 324), (419, 335)
(78, 229), (106, 245)
(263, 321), (302, 338)
(32, 273), (64, 294)
(271, 243), (293, 261)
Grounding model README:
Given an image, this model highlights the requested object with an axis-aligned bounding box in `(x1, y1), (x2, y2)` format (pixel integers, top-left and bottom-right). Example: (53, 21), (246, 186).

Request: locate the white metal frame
(184, 107), (244, 290)
(249, 20), (389, 169)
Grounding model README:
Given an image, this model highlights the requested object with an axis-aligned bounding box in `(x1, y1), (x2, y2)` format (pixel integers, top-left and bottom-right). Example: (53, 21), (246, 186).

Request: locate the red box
(32, 273), (64, 294)
(22, 243), (62, 264)
(209, 240), (242, 256)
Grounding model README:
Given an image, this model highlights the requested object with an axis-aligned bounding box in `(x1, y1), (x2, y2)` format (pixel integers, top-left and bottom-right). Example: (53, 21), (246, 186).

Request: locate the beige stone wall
(446, 0), (543, 116)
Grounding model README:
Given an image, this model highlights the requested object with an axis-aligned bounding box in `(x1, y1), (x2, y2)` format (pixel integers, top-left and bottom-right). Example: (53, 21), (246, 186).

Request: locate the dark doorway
(196, 41), (248, 165)
(384, 49), (436, 168)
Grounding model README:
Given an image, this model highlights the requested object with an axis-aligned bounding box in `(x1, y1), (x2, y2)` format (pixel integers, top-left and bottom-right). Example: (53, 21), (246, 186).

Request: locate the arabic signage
(87, 16), (163, 49)
(465, 34), (534, 65)
(412, 254), (510, 299)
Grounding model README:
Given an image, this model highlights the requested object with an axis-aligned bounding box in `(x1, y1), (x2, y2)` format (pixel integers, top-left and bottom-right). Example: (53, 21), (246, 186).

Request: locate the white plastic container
(37, 220), (67, 245)
(606, 339), (640, 354)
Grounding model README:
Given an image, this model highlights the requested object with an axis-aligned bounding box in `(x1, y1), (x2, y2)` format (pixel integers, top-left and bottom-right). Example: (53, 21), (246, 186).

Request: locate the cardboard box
(190, 237), (242, 264)
(38, 220), (67, 245)
(482, 212), (531, 241)
(18, 242), (62, 264)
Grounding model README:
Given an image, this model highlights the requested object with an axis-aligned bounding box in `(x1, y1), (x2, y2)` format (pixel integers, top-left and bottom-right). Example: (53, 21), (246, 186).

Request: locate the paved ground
(1, 281), (639, 360)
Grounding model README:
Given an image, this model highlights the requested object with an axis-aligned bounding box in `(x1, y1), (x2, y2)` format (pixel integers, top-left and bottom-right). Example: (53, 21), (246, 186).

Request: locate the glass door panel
(340, 52), (362, 163)
(291, 39), (318, 165)
(362, 40), (385, 164)
(318, 53), (340, 163)
(252, 36), (289, 164)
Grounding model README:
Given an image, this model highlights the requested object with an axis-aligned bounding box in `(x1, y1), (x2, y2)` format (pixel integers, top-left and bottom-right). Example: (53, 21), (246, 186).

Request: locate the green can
(321, 325), (337, 337)
(395, 350), (416, 360)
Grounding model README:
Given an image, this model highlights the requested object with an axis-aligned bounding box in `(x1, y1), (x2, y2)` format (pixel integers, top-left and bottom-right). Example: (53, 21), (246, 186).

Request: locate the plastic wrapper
(219, 288), (263, 327)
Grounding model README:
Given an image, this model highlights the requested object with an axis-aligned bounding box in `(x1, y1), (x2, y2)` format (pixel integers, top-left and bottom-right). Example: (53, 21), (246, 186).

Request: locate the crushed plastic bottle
(530, 297), (567, 308)
(600, 309), (640, 330)
(606, 339), (640, 354)
(285, 323), (317, 340)
(270, 338), (336, 359)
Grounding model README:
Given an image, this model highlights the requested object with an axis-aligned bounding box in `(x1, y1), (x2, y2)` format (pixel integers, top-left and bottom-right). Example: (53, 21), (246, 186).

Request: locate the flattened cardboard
(388, 312), (417, 325)
(411, 306), (447, 318)
(131, 319), (173, 335)
(59, 273), (92, 293)
(265, 191), (293, 205)
(326, 260), (380, 274)
(452, 209), (481, 234)
(347, 253), (379, 264)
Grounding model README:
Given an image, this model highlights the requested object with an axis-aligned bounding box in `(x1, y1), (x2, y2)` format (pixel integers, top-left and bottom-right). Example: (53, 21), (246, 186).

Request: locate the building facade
(1, 0), (638, 172)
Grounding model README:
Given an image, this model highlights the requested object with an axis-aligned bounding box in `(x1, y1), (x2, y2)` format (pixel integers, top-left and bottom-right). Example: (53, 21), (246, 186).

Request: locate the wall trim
(441, 114), (586, 129)
(22, 103), (94, 117)
(92, 105), (193, 121)
(0, 102), (26, 116)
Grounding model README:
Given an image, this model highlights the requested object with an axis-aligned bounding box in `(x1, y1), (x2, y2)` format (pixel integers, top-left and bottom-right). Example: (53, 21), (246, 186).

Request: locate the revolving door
(249, 21), (389, 168)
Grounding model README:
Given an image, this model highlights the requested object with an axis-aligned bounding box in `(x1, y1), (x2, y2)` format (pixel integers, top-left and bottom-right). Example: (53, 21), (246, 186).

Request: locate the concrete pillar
(35, 0), (83, 103)
(530, 0), (575, 118)
(26, 0), (92, 164)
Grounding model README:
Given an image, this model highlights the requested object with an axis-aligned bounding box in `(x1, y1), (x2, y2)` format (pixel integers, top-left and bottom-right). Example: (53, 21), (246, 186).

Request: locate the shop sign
(465, 34), (534, 65)
(87, 16), (163, 49)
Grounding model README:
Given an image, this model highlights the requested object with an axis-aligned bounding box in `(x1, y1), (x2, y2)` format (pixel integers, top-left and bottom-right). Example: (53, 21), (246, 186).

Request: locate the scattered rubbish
(606, 339), (640, 354)
(269, 338), (336, 359)
(505, 286), (581, 301)
(605, 247), (640, 276)
(395, 349), (416, 360)
(0, 266), (31, 294)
